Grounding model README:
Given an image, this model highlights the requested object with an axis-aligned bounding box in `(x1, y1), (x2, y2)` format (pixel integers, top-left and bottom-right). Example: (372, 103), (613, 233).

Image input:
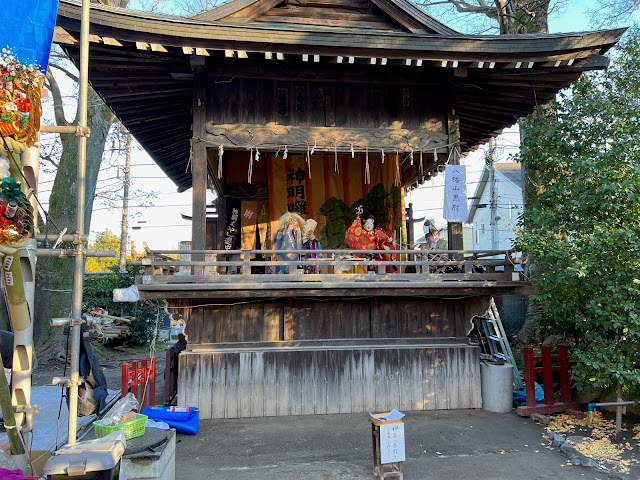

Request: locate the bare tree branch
(45, 70), (70, 126)
(50, 63), (79, 84)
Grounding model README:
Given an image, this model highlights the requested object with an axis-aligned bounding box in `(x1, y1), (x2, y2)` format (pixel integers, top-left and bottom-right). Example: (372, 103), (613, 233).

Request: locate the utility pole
(487, 137), (498, 251)
(119, 132), (131, 272)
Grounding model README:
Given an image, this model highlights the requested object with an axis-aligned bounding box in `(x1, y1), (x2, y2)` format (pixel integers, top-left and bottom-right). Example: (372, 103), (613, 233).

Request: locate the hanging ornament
(410, 149), (414, 166)
(283, 145), (288, 159)
(248, 148), (254, 184)
(306, 143), (312, 179)
(381, 149), (385, 164)
(350, 143), (354, 158)
(310, 140), (316, 156)
(419, 150), (424, 175)
(255, 147), (260, 162)
(217, 145), (224, 179)
(434, 148), (438, 162)
(0, 177), (21, 203)
(365, 147), (370, 185)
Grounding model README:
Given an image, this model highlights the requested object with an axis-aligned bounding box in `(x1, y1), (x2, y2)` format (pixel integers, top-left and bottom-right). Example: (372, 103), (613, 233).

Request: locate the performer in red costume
(345, 214), (396, 272)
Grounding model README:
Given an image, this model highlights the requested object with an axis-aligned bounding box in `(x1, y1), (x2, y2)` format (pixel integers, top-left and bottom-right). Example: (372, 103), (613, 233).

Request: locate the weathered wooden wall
(181, 297), (491, 344)
(178, 343), (481, 419)
(207, 78), (447, 131)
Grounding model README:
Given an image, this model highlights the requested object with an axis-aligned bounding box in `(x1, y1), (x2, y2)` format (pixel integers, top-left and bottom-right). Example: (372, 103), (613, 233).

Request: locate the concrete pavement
(174, 409), (611, 479)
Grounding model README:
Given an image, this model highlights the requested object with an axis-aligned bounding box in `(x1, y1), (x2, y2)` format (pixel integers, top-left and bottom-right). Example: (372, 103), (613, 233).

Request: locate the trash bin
(480, 361), (514, 413)
(43, 431), (125, 479)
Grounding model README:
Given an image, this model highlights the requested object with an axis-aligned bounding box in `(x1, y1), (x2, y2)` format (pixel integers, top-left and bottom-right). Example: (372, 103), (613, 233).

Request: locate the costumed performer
(302, 218), (322, 273)
(345, 213), (396, 273)
(272, 212), (306, 274)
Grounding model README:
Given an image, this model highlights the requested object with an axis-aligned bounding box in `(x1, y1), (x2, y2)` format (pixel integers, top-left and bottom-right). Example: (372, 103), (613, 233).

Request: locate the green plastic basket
(93, 413), (147, 440)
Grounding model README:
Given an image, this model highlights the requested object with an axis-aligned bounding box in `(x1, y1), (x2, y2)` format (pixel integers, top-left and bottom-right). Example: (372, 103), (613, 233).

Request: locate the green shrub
(83, 264), (162, 345)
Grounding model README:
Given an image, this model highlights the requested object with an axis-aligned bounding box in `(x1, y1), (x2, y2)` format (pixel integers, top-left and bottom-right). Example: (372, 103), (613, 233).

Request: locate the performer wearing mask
(272, 212), (306, 274)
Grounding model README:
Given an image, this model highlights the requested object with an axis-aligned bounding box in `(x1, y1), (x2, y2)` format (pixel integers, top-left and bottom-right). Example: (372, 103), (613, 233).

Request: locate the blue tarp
(0, 0), (59, 71)
(142, 406), (199, 435)
(513, 382), (544, 406)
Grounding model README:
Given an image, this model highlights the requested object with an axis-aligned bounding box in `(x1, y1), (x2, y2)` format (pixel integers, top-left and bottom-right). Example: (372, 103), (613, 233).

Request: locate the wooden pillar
(407, 202), (414, 249)
(191, 56), (207, 254)
(446, 106), (464, 250)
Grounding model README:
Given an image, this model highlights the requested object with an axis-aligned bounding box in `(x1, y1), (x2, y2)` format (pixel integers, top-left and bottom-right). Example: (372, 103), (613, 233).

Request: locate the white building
(466, 163), (523, 252)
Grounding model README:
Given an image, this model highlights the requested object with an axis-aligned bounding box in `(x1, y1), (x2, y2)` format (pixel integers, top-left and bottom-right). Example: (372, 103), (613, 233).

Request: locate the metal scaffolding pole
(67, 0), (91, 445)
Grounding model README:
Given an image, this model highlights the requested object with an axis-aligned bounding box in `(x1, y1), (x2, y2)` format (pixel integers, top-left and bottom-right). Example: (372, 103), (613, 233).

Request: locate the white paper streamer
(255, 147), (260, 162)
(381, 149), (385, 164)
(419, 150), (423, 175)
(365, 148), (370, 184)
(306, 143), (312, 179)
(310, 140), (316, 156)
(350, 143), (354, 158)
(217, 144), (224, 179)
(283, 145), (288, 159)
(248, 148), (254, 184)
(334, 143), (339, 173)
(410, 149), (414, 166)
(395, 152), (401, 186)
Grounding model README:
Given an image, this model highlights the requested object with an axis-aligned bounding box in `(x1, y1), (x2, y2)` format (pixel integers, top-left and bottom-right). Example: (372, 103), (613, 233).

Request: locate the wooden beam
(150, 43), (168, 52)
(446, 100), (463, 251)
(226, 0), (284, 22)
(204, 123), (449, 152)
(102, 37), (123, 46)
(53, 26), (77, 45)
(192, 64), (208, 259)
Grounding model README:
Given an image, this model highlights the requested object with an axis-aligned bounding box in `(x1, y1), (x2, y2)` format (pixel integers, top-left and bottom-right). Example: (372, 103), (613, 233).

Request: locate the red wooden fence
(121, 356), (156, 410)
(516, 345), (579, 416)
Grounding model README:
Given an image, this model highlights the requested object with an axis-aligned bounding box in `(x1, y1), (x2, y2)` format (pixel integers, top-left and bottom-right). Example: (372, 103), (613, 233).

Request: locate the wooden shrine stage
(136, 248), (532, 418)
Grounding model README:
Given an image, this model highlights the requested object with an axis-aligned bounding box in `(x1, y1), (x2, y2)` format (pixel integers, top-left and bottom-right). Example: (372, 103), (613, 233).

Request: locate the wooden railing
(137, 249), (524, 286)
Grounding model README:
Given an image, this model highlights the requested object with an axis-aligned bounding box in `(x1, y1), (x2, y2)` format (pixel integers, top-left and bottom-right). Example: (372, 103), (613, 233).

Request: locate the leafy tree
(85, 229), (120, 273)
(515, 29), (640, 396)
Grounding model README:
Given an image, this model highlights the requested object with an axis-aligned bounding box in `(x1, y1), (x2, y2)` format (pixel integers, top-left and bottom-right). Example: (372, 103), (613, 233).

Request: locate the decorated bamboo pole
(0, 243), (25, 455)
(0, 342), (24, 455)
(0, 48), (44, 457)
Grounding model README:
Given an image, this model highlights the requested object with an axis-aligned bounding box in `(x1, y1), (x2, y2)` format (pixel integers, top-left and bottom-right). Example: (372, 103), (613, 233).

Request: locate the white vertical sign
(443, 164), (468, 222)
(380, 423), (405, 464)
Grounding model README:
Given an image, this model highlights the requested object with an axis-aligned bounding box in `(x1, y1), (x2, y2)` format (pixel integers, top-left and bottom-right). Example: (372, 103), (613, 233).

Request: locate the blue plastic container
(142, 406), (199, 434)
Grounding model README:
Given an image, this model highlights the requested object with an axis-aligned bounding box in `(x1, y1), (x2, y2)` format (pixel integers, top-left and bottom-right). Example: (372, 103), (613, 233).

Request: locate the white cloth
(443, 165), (468, 222)
(112, 285), (139, 303)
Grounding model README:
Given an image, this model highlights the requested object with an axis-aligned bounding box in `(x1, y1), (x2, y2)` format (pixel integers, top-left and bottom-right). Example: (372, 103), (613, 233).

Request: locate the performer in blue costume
(272, 212), (306, 274)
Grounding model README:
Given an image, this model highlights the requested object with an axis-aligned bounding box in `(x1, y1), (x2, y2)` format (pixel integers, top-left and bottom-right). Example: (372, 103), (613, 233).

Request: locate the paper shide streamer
(217, 144), (224, 179)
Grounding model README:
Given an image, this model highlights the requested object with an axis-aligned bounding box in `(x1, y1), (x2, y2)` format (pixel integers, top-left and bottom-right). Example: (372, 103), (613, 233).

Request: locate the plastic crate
(93, 414), (147, 440)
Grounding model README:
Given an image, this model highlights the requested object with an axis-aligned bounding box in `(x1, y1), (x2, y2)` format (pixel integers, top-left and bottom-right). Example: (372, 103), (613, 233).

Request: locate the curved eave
(57, 0), (625, 58)
(55, 0), (626, 191)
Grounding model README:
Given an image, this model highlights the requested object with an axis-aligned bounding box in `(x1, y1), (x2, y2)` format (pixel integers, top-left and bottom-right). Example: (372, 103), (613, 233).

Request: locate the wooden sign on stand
(370, 411), (405, 480)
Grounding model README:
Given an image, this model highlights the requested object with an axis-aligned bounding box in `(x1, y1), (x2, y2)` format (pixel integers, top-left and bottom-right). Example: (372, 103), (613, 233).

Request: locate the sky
(35, 1), (639, 252)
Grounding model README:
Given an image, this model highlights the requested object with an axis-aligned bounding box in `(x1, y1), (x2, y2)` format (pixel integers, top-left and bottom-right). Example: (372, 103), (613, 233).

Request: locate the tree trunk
(34, 87), (115, 345)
